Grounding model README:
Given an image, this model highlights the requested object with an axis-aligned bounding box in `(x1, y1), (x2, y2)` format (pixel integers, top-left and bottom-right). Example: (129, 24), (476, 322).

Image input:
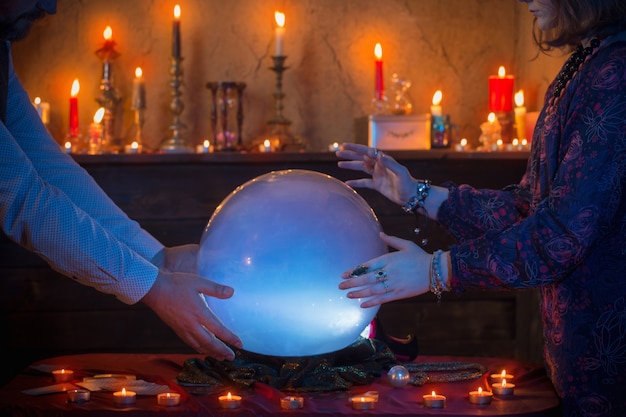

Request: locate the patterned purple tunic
(439, 33), (626, 416)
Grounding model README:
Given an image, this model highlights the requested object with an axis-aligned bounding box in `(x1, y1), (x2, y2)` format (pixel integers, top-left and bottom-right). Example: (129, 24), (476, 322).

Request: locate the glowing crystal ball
(198, 169), (387, 357)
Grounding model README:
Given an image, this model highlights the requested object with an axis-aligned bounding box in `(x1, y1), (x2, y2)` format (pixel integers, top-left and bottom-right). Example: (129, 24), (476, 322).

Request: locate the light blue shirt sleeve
(0, 43), (164, 304)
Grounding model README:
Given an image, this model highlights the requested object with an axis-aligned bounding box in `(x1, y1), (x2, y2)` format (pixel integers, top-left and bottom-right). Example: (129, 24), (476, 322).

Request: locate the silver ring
(375, 269), (388, 282)
(373, 148), (380, 157)
(350, 264), (369, 277)
(381, 280), (390, 293)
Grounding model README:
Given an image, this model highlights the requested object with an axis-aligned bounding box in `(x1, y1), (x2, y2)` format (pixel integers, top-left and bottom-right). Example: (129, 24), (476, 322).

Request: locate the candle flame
(135, 67), (143, 78)
(515, 90), (524, 107)
(498, 66), (506, 78)
(71, 79), (80, 97)
(131, 141), (139, 149)
(174, 4), (181, 19)
(502, 379), (507, 387)
(512, 138), (519, 146)
(121, 388), (127, 396)
(488, 112), (496, 123)
(103, 26), (112, 40)
(501, 370), (506, 378)
(227, 392), (232, 400)
(93, 107), (105, 123)
(522, 138), (528, 146)
(477, 387), (483, 395)
(34, 97), (41, 104)
(275, 11), (285, 28)
(64, 141), (71, 149)
(431, 391), (436, 397)
(460, 138), (468, 146)
(374, 43), (382, 60)
(203, 139), (210, 148)
(432, 90), (443, 106)
(497, 138), (503, 146)
(264, 139), (271, 148)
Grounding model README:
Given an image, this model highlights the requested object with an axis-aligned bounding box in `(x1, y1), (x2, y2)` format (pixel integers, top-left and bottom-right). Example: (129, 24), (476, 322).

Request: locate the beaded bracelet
(429, 249), (449, 303)
(402, 179), (431, 246)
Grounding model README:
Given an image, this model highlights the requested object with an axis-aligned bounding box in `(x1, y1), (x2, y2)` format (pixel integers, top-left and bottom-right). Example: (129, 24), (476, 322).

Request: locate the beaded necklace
(552, 38), (601, 98)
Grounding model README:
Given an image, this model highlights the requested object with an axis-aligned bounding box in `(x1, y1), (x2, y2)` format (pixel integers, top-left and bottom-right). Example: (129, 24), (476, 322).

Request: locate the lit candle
(280, 395), (304, 409)
(514, 90), (526, 141)
(67, 389), (90, 403)
(218, 392), (242, 409)
(64, 141), (72, 154)
(488, 66), (515, 112)
(88, 107), (105, 155)
(101, 26), (113, 82)
(455, 137), (468, 151)
(328, 141), (340, 152)
(157, 392), (181, 407)
(113, 388), (136, 406)
(490, 369), (514, 383)
(423, 390), (446, 408)
(69, 79), (80, 137)
(202, 139), (210, 153)
(374, 43), (384, 101)
(172, 5), (181, 58)
(274, 11), (285, 56)
(52, 369), (74, 382)
(262, 139), (271, 152)
(33, 97), (50, 125)
(492, 378), (515, 396)
(350, 396), (375, 410)
(430, 90), (443, 117)
(468, 387), (493, 405)
(131, 67), (146, 110)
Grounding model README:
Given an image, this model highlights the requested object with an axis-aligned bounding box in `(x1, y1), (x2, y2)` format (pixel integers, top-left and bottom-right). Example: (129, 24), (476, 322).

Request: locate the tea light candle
(261, 139), (271, 152)
(67, 389), (90, 403)
(492, 378), (515, 396)
(468, 387), (493, 405)
(350, 396), (376, 410)
(423, 390), (446, 408)
(124, 141), (141, 154)
(490, 369), (514, 383)
(157, 392), (181, 407)
(329, 141), (340, 152)
(113, 388), (136, 406)
(218, 392), (242, 409)
(455, 138), (468, 151)
(52, 369), (74, 382)
(280, 395), (304, 409)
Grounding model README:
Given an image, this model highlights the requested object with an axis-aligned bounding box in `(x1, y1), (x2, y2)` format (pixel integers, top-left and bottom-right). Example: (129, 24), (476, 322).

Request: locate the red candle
(488, 66), (514, 112)
(172, 5), (181, 58)
(374, 43), (384, 100)
(69, 79), (80, 137)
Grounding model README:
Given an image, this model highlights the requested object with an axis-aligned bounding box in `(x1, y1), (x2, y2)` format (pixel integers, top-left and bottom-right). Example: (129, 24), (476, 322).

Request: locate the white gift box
(368, 114), (431, 150)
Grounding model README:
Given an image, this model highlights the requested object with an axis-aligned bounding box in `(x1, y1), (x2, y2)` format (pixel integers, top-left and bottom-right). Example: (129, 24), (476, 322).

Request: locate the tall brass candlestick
(159, 56), (192, 152)
(95, 26), (121, 153)
(252, 55), (307, 152)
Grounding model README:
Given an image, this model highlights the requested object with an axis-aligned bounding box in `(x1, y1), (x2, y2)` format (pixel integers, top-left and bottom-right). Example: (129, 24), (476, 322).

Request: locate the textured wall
(11, 0), (565, 151)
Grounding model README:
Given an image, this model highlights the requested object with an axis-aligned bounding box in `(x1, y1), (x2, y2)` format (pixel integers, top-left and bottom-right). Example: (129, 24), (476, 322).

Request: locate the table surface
(0, 353), (559, 417)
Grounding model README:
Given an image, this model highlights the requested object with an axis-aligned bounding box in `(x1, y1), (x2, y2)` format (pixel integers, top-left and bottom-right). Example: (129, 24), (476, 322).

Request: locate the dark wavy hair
(533, 0), (626, 51)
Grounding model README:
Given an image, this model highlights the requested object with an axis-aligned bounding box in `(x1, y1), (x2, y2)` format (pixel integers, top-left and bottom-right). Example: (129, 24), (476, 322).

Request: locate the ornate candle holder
(95, 40), (121, 153)
(159, 56), (193, 153)
(251, 56), (307, 152)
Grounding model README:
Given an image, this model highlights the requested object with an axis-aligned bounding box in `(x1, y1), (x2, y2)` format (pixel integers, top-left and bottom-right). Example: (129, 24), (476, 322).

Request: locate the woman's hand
(336, 143), (417, 206)
(338, 232), (431, 308)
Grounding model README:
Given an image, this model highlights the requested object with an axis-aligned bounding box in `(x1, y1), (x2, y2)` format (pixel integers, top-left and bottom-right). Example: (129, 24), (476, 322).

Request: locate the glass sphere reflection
(198, 169), (387, 357)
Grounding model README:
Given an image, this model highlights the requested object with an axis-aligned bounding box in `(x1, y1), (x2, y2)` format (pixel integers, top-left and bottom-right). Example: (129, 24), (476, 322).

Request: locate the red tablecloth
(0, 353), (559, 416)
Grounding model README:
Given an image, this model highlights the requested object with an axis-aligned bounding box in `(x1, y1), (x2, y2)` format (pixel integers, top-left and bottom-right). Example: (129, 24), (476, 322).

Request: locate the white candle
(492, 378), (515, 396)
(350, 396), (375, 410)
(280, 396), (304, 409)
(52, 369), (74, 382)
(430, 90), (442, 117)
(67, 389), (90, 403)
(157, 392), (181, 406)
(468, 387), (493, 405)
(113, 388), (136, 406)
(33, 97), (50, 125)
(218, 392), (242, 409)
(423, 390), (446, 408)
(274, 11), (285, 56)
